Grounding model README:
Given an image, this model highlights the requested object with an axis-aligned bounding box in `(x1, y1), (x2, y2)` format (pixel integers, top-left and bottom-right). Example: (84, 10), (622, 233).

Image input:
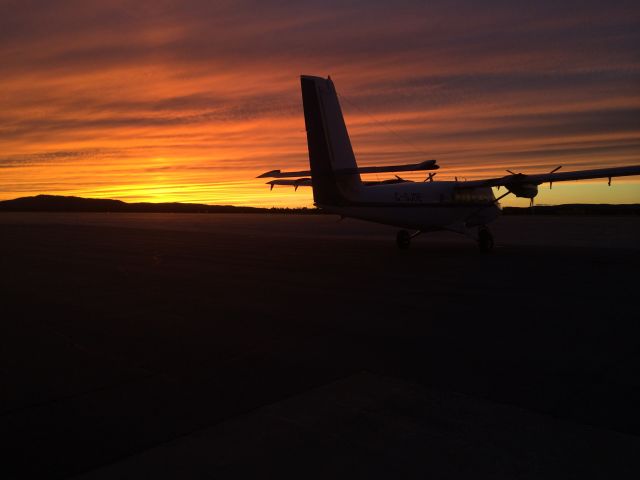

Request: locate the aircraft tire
(478, 227), (494, 253)
(396, 230), (411, 249)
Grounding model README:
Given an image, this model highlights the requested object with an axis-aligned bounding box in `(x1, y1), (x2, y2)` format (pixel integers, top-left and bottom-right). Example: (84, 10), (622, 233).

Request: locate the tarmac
(1, 213), (639, 478)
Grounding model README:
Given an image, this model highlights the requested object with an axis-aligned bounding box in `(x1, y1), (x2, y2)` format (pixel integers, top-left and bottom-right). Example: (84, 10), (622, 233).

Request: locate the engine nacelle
(510, 183), (538, 199)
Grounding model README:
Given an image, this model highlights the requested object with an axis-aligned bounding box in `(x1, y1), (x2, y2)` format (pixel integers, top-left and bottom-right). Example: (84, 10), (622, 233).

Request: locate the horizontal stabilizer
(266, 178), (312, 191)
(258, 159), (438, 178)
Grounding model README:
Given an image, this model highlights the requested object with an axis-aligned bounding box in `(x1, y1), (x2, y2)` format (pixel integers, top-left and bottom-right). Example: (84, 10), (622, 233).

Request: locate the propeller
(495, 165), (563, 211)
(548, 165), (562, 189)
(504, 166), (562, 198)
(423, 172), (437, 182)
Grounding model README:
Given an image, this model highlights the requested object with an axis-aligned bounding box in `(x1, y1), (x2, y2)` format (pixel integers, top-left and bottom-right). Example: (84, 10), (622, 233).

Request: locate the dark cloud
(0, 149), (113, 168)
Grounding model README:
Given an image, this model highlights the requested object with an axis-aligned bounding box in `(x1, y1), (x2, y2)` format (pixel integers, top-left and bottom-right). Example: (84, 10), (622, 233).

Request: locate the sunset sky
(1, 0), (639, 207)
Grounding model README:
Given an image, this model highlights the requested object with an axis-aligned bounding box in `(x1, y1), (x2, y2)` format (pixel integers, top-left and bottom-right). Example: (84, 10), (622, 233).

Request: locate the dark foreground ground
(1, 213), (639, 479)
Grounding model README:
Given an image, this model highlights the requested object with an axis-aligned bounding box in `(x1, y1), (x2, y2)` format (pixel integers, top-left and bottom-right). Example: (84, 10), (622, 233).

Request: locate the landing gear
(396, 229), (411, 249)
(478, 227), (494, 253)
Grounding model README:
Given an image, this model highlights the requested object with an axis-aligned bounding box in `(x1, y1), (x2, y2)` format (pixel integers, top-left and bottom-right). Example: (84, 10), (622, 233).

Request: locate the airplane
(259, 75), (640, 252)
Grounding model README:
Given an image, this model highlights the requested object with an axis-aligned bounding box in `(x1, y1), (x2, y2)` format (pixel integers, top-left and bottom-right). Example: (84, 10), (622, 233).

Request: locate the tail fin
(300, 75), (361, 206)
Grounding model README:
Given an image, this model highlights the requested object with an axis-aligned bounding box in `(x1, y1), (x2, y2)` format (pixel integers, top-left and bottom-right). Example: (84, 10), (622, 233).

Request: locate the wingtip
(257, 169), (281, 178)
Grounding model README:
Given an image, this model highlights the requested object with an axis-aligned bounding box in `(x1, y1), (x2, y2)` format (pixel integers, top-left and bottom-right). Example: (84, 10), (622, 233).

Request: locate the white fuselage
(319, 181), (500, 231)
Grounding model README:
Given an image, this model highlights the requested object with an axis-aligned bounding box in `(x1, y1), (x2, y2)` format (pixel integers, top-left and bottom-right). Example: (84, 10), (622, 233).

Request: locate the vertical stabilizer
(300, 75), (361, 205)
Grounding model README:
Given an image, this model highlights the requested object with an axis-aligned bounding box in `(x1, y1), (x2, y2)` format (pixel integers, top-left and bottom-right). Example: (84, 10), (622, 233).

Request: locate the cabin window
(452, 189), (492, 203)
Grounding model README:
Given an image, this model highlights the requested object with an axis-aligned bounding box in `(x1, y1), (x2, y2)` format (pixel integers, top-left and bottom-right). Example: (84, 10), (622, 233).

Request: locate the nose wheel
(478, 227), (494, 253)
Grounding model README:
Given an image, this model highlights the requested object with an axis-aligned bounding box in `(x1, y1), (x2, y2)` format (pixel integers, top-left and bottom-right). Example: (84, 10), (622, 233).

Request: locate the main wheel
(478, 227), (494, 253)
(396, 230), (411, 249)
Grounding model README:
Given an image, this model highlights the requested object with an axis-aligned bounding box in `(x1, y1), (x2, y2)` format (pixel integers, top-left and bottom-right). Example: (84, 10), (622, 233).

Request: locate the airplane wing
(457, 165), (640, 190)
(257, 159), (438, 178)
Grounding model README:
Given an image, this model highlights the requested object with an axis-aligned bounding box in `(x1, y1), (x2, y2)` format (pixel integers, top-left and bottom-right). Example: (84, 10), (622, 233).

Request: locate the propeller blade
(506, 169), (517, 175)
(548, 166), (561, 188)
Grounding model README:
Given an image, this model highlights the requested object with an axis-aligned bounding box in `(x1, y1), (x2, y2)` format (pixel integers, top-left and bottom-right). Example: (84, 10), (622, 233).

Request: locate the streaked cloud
(1, 0), (639, 206)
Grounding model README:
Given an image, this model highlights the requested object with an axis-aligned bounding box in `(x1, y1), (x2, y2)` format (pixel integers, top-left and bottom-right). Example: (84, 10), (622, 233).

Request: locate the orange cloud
(1, 0), (639, 206)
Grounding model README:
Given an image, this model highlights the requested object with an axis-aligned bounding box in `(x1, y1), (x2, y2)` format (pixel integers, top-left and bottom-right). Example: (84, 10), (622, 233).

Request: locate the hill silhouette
(0, 194), (638, 215)
(0, 195), (320, 214)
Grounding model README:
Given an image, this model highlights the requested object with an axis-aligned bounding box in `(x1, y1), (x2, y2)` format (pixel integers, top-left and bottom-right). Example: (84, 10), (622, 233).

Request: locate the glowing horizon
(2, 1), (639, 207)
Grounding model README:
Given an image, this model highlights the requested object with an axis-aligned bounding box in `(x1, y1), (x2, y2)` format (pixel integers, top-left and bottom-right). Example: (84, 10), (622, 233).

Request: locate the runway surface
(1, 213), (639, 478)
